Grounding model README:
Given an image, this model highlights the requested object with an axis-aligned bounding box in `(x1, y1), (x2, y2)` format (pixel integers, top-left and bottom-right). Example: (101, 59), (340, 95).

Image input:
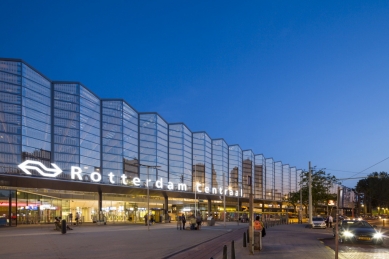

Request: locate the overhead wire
(325, 155), (389, 182)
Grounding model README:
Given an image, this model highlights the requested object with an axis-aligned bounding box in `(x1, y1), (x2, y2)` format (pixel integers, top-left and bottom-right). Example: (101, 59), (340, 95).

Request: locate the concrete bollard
(231, 240), (235, 259)
(243, 232), (247, 247)
(223, 245), (227, 259)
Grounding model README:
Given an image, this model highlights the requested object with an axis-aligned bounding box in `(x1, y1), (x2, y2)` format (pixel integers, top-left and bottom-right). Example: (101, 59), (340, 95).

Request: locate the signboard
(18, 160), (243, 197)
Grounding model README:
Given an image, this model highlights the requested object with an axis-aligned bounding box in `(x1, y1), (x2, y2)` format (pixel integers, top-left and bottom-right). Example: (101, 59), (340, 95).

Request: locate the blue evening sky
(1, 1), (389, 188)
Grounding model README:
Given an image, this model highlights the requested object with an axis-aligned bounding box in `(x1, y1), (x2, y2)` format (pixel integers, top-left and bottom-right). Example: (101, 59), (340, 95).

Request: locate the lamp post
(194, 155), (197, 217)
(237, 172), (240, 226)
(137, 163), (160, 231)
(299, 172), (303, 224)
(223, 172), (226, 227)
(308, 162), (313, 225)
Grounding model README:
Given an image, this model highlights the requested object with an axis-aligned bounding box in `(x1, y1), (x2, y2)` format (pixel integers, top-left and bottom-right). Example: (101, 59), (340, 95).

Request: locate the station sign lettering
(18, 160), (242, 197)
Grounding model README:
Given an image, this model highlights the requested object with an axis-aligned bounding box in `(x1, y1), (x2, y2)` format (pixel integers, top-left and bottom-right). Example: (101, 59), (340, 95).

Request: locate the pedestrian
(254, 215), (266, 237)
(150, 214), (154, 225)
(254, 215), (263, 231)
(177, 215), (182, 230)
(328, 215), (333, 228)
(144, 214), (148, 226)
(181, 213), (186, 230)
(68, 212), (73, 224)
(75, 212), (79, 225)
(196, 214), (202, 230)
(325, 216), (329, 228)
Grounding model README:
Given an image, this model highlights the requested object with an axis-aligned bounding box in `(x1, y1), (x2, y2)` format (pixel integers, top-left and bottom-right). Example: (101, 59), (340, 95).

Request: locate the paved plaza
(0, 222), (388, 259)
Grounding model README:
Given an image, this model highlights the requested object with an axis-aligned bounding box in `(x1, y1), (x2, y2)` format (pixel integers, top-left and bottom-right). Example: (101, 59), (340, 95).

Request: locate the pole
(299, 172), (303, 224)
(147, 166), (150, 231)
(237, 173), (240, 226)
(223, 172), (226, 227)
(249, 175), (254, 254)
(335, 186), (340, 259)
(195, 156), (197, 217)
(308, 161), (313, 225)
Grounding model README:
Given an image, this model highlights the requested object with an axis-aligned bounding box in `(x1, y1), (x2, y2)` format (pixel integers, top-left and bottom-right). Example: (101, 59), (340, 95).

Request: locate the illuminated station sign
(18, 160), (243, 197)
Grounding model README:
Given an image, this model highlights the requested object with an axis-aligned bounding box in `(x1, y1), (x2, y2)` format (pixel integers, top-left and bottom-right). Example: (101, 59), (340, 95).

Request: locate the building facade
(0, 58), (306, 226)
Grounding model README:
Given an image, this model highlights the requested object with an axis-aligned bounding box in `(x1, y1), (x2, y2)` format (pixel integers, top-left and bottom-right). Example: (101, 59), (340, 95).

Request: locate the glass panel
(265, 158), (274, 200)
(254, 155), (265, 199)
(274, 161), (282, 201)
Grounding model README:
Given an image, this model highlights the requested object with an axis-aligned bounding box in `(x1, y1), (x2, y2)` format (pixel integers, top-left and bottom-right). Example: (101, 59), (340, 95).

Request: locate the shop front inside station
(0, 183), (273, 227)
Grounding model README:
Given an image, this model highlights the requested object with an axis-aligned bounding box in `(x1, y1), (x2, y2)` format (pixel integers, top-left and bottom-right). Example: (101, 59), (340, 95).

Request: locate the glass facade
(254, 155), (265, 199)
(282, 164), (291, 199)
(242, 150), (254, 198)
(139, 113), (168, 186)
(80, 86), (102, 177)
(53, 83), (102, 181)
(228, 145), (242, 193)
(21, 64), (52, 168)
(0, 58), (308, 214)
(0, 61), (22, 174)
(265, 158), (274, 200)
(102, 100), (138, 184)
(294, 168), (301, 192)
(193, 132), (212, 190)
(274, 161), (282, 201)
(169, 123), (192, 190)
(53, 83), (80, 177)
(212, 139), (228, 192)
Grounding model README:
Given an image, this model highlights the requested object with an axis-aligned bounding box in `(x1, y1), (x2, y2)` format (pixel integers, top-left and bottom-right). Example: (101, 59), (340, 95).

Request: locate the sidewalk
(211, 223), (389, 259)
(0, 221), (247, 259)
(212, 223), (346, 259)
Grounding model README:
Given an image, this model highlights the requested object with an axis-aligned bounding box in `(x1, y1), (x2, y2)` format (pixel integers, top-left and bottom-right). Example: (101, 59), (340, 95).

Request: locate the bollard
(231, 240), (235, 259)
(243, 232), (247, 247)
(61, 219), (67, 234)
(247, 229), (250, 243)
(223, 245), (227, 259)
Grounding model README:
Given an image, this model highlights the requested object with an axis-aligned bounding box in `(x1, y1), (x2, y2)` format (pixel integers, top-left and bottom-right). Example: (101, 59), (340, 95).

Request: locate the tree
(356, 172), (389, 214)
(286, 170), (340, 215)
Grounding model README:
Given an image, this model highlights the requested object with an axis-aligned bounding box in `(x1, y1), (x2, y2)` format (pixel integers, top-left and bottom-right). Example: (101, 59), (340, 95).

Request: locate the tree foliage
(355, 172), (389, 213)
(285, 170), (340, 214)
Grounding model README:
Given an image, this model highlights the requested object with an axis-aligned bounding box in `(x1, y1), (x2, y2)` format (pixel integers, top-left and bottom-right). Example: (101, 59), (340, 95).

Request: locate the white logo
(18, 160), (62, 178)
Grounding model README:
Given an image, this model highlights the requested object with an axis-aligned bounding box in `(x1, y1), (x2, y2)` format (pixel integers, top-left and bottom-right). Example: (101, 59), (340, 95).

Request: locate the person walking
(144, 214), (148, 226)
(196, 214), (202, 230)
(68, 212), (73, 224)
(328, 215), (333, 228)
(75, 212), (80, 225)
(181, 213), (186, 230)
(177, 214), (182, 230)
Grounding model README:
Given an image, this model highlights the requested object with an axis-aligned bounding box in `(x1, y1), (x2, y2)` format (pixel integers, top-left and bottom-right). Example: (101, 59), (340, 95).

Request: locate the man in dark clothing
(181, 214), (186, 230)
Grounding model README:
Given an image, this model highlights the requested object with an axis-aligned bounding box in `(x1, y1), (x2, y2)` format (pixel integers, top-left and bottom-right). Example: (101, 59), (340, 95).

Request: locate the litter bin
(61, 219), (67, 234)
(254, 231), (261, 250)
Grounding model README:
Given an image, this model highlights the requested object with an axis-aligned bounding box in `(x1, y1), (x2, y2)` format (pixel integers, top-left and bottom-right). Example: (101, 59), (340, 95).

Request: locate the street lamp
(137, 163), (161, 231)
(194, 155), (197, 217)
